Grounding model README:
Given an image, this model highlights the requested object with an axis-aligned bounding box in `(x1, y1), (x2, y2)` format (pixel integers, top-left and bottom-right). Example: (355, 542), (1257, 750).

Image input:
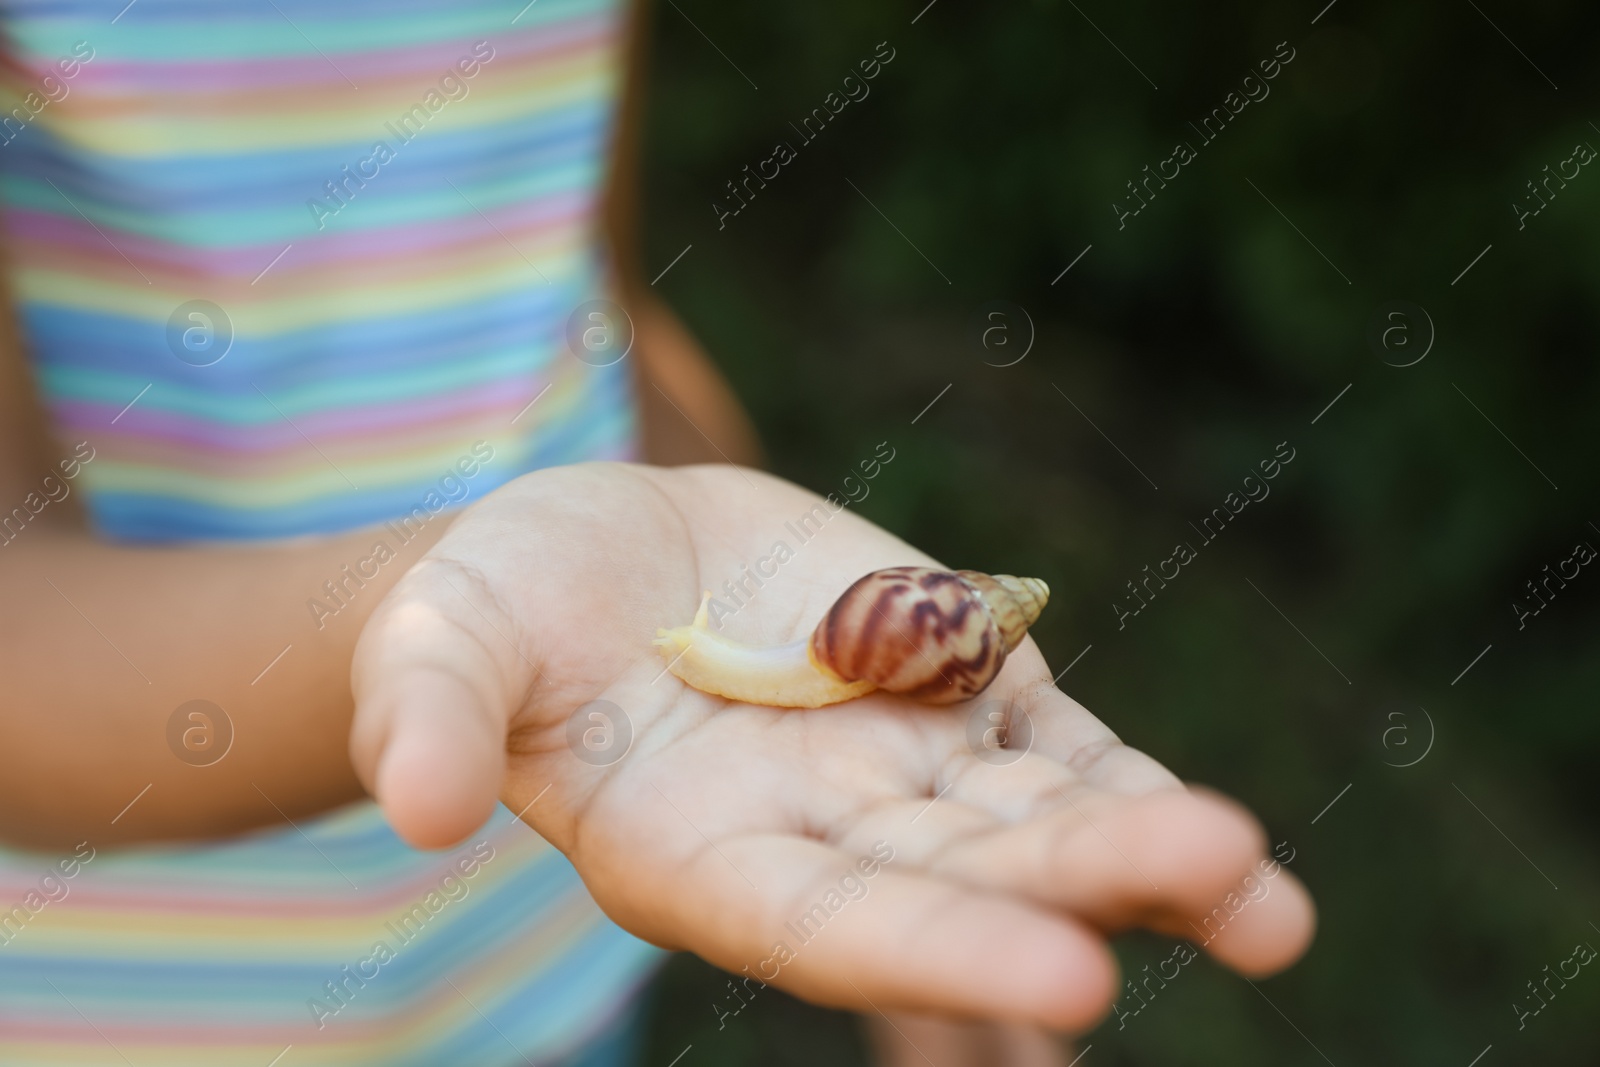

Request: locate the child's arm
(0, 312), (452, 848)
(0, 522), (447, 850)
(0, 293), (743, 851)
(349, 462), (1316, 1031)
(0, 208), (753, 855)
(0, 28), (756, 846)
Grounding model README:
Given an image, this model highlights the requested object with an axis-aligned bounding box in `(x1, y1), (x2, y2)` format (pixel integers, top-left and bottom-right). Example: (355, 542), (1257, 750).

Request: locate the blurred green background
(632, 0), (1600, 1063)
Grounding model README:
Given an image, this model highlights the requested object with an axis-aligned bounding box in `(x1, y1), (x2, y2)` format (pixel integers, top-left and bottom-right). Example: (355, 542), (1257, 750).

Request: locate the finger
(603, 832), (1119, 1033)
(350, 558), (530, 849)
(904, 675), (1318, 976)
(948, 787), (1262, 922)
(1159, 866), (1316, 976)
(816, 684), (1316, 977)
(883, 783), (1280, 934)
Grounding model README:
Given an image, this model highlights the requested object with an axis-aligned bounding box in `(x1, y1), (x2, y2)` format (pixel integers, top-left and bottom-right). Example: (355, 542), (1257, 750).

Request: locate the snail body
(654, 567), (1049, 708)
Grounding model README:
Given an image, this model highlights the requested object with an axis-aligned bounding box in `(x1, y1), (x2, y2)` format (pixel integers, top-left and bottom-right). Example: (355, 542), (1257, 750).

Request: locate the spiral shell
(807, 567), (1049, 704)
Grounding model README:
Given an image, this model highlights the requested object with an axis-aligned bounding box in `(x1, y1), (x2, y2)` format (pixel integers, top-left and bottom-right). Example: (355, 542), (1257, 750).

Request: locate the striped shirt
(0, 0), (635, 540)
(0, 0), (660, 1063)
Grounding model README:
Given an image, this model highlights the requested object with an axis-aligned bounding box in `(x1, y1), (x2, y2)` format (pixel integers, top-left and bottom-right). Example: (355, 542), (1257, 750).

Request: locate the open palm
(349, 463), (1314, 1031)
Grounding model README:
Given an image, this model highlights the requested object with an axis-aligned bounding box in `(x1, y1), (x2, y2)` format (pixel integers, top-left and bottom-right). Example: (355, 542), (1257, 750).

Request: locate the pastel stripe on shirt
(0, 0), (636, 542)
(0, 806), (660, 1066)
(0, 1), (661, 1064)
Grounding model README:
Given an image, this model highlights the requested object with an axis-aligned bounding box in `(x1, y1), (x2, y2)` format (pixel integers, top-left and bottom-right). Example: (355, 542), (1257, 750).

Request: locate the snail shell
(809, 567), (1049, 704)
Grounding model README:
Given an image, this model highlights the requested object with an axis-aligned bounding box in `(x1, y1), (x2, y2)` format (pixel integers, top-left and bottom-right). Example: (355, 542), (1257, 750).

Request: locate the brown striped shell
(807, 567), (1050, 704)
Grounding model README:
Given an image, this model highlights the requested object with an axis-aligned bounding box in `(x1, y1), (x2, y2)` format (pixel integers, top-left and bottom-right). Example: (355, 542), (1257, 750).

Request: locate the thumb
(350, 558), (531, 849)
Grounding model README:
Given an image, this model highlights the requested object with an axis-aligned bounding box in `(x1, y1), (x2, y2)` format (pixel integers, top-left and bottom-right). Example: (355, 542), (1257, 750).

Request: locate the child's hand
(348, 463), (1314, 1031)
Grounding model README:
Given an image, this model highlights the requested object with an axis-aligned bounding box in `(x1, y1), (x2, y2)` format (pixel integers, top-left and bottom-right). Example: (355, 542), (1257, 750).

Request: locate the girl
(0, 2), (1314, 1064)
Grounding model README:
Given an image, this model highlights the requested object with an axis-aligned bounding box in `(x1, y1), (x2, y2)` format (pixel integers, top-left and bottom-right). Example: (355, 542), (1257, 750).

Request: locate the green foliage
(638, 1), (1600, 1062)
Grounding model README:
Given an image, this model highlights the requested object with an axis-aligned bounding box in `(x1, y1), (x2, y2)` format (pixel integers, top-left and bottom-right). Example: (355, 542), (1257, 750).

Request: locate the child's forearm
(0, 517), (450, 851)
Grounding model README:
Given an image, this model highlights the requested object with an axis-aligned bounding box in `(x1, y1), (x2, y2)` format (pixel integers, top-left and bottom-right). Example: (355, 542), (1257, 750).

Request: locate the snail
(654, 567), (1049, 708)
